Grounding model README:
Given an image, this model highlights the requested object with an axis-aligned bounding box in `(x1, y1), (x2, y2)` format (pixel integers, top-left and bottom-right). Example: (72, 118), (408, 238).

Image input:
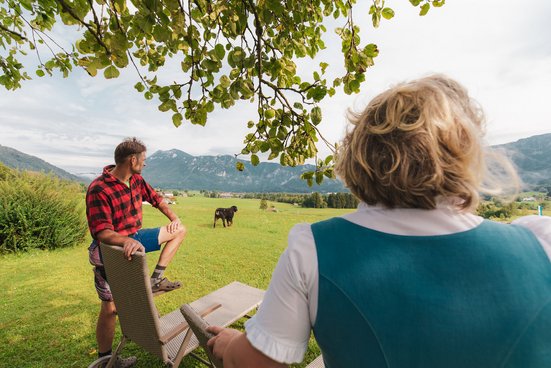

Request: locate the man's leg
(157, 224), (186, 266)
(97, 301), (117, 354)
(136, 226), (186, 291)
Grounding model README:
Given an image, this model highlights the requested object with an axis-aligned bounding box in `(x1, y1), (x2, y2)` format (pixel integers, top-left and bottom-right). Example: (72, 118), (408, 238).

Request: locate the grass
(0, 196), (353, 368)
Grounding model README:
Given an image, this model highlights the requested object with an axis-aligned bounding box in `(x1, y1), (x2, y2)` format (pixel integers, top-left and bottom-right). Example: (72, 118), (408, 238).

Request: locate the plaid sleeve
(86, 187), (114, 238)
(140, 179), (162, 208)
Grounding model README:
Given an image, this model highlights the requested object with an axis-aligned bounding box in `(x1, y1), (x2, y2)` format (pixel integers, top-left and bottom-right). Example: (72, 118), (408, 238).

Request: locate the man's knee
(100, 300), (117, 317)
(164, 225), (186, 247)
(174, 225), (187, 241)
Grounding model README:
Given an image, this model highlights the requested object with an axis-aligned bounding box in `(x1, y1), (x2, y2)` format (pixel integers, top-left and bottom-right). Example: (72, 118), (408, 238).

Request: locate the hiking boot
(151, 277), (182, 294)
(98, 355), (137, 368)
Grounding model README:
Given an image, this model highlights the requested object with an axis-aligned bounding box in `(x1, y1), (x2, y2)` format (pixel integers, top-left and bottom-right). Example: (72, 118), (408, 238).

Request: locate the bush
(0, 165), (87, 254)
(260, 199), (268, 210)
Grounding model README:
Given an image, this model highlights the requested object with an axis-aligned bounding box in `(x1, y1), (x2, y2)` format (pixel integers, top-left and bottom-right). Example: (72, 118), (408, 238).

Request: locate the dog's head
(231, 206), (238, 212)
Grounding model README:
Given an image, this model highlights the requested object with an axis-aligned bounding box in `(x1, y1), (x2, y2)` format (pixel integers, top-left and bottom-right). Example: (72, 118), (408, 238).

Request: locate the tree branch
(0, 24), (27, 41)
(55, 0), (110, 55)
(87, 0), (102, 37)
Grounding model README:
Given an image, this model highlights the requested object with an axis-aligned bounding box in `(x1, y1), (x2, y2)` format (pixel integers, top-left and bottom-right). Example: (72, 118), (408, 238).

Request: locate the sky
(0, 0), (550, 176)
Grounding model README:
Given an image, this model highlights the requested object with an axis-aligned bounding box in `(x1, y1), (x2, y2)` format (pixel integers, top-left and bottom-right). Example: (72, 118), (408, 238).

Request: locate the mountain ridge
(143, 149), (346, 192)
(1, 133), (550, 192)
(0, 144), (85, 183)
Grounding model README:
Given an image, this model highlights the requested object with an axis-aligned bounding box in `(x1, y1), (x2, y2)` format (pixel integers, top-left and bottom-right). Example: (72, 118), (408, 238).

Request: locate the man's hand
(122, 237), (145, 260)
(166, 218), (181, 234)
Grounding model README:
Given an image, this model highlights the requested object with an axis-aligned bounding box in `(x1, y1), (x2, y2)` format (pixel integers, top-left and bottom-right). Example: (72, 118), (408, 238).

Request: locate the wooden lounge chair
(95, 243), (264, 368)
(180, 304), (325, 368)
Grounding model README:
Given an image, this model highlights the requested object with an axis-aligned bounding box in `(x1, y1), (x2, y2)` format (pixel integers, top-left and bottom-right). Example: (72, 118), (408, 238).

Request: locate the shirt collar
(102, 165), (136, 185)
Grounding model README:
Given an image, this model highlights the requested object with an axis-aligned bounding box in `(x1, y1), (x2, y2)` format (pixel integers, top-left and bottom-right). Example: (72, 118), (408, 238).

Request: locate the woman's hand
(206, 326), (242, 360)
(206, 326), (288, 368)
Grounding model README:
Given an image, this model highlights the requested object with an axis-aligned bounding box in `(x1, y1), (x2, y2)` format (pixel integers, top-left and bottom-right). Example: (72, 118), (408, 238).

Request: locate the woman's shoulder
(511, 215), (551, 237)
(511, 215), (551, 261)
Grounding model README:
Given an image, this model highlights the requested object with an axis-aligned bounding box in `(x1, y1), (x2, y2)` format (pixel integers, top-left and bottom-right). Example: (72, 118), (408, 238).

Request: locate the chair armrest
(159, 303), (222, 344)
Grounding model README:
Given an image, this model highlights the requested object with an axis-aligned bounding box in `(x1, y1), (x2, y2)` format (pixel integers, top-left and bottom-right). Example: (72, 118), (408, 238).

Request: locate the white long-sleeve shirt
(245, 203), (551, 364)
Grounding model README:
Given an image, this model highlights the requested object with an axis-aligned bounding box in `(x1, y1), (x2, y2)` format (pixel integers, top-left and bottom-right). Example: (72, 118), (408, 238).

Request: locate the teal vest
(311, 218), (551, 368)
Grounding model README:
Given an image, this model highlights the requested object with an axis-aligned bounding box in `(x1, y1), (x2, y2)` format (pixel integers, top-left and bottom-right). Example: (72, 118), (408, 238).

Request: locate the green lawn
(0, 196), (353, 368)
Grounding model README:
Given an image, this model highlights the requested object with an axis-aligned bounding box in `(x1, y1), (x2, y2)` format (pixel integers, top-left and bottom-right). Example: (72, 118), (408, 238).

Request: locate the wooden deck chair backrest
(100, 244), (167, 361)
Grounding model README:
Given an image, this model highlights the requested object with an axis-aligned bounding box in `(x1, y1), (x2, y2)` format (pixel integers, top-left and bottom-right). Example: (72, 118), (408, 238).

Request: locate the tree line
(242, 191), (359, 209)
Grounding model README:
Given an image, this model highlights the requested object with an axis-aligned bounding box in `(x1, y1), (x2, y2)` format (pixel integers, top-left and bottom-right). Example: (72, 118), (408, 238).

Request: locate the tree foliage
(0, 0), (445, 182)
(302, 191), (327, 208)
(259, 198), (267, 210)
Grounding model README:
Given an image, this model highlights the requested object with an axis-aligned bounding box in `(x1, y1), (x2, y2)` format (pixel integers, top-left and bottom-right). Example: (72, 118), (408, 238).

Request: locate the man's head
(114, 137), (147, 174)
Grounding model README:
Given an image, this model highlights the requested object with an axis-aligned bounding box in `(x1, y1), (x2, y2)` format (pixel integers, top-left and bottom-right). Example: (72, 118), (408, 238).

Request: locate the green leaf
(311, 106), (322, 125)
(20, 0), (32, 11)
(251, 154), (260, 166)
(214, 44), (226, 60)
(364, 43), (379, 58)
(315, 171), (324, 185)
(382, 8), (395, 20)
(265, 109), (276, 119)
(420, 3), (430, 15)
(36, 69), (45, 77)
(219, 75), (231, 88)
(236, 161), (245, 171)
(203, 59), (219, 72)
(372, 12), (381, 28)
(206, 101), (214, 112)
(103, 65), (120, 79)
(172, 113), (183, 127)
(310, 87), (327, 102)
(134, 82), (145, 92)
(159, 99), (176, 112)
(410, 0), (423, 5)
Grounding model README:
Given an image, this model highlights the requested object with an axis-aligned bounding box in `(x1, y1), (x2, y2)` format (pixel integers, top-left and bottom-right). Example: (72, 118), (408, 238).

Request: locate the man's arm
(96, 229), (144, 260)
(157, 201), (181, 234)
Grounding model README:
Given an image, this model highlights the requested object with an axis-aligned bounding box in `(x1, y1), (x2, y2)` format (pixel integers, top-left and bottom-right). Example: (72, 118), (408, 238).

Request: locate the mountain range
(142, 150), (346, 192)
(1, 133), (550, 192)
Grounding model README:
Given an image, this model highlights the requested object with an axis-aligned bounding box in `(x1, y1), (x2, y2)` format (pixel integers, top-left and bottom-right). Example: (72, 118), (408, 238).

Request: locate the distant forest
(200, 191), (360, 209)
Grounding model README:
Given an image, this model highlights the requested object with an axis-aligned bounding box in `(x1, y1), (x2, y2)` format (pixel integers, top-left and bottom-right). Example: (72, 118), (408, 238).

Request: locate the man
(86, 137), (186, 367)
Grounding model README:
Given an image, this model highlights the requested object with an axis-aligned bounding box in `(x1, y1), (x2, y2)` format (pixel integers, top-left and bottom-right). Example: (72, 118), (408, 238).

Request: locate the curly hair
(335, 74), (516, 211)
(114, 137), (147, 165)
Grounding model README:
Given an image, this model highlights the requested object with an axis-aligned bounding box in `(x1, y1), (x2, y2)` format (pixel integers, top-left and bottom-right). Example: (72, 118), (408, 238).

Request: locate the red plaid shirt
(86, 165), (162, 239)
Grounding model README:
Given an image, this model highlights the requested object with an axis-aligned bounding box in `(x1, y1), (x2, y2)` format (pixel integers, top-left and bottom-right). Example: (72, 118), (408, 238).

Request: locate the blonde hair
(335, 74), (518, 211)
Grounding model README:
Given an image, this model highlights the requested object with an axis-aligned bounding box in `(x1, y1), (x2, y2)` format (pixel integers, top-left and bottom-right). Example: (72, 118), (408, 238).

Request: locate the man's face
(130, 151), (146, 174)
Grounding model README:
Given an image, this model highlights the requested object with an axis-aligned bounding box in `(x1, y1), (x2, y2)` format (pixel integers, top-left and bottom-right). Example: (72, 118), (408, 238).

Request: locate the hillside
(496, 133), (551, 187)
(0, 145), (84, 182)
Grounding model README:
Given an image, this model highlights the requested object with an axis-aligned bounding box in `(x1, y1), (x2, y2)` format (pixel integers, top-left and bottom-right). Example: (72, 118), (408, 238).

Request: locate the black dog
(213, 206), (238, 228)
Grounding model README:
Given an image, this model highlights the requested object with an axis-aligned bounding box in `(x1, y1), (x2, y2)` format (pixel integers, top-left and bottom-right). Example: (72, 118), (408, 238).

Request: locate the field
(0, 196), (353, 368)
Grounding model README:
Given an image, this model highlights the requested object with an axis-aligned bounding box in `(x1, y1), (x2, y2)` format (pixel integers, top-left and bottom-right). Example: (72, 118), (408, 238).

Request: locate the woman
(207, 75), (551, 367)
